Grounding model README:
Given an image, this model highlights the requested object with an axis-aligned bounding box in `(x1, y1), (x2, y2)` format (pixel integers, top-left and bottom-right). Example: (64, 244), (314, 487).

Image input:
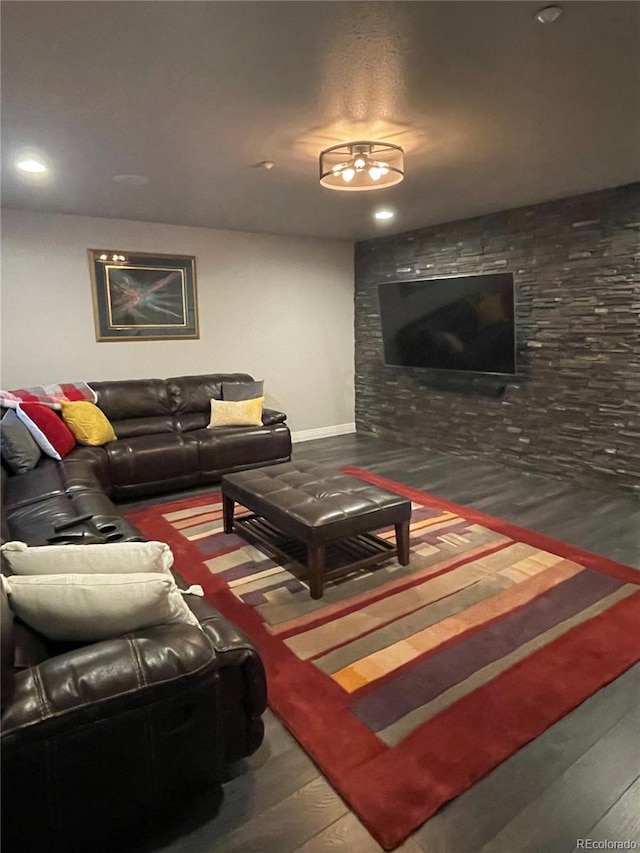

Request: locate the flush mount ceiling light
(319, 141), (404, 191)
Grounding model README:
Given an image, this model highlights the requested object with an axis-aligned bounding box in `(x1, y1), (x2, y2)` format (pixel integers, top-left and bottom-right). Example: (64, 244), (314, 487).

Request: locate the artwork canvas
(88, 250), (199, 341)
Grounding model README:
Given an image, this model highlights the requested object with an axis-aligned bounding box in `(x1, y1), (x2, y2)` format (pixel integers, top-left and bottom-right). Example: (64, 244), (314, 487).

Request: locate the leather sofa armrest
(186, 596), (268, 716)
(186, 596), (259, 659)
(2, 623), (216, 735)
(262, 408), (287, 426)
(1, 577), (15, 711)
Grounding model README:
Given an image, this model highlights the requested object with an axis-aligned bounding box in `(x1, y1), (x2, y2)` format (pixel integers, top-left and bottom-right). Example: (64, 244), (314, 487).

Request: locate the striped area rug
(125, 467), (640, 851)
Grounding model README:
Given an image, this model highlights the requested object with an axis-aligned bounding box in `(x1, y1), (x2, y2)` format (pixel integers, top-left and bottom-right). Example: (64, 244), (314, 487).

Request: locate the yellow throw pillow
(208, 396), (264, 428)
(60, 400), (117, 446)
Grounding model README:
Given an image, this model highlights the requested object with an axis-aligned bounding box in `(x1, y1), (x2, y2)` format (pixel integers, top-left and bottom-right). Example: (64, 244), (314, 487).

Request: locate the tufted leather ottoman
(221, 460), (411, 599)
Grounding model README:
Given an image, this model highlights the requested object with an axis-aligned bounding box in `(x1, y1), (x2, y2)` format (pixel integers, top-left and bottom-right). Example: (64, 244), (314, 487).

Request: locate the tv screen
(378, 273), (516, 376)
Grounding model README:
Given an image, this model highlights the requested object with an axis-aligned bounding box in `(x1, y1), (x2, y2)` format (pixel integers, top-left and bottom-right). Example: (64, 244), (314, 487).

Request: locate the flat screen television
(378, 272), (517, 376)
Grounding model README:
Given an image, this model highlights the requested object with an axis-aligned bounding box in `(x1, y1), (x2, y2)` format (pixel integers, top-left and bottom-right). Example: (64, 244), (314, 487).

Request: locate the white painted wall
(0, 209), (355, 433)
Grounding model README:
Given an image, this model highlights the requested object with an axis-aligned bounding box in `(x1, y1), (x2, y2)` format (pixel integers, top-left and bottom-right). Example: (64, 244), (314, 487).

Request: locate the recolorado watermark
(576, 842), (638, 850)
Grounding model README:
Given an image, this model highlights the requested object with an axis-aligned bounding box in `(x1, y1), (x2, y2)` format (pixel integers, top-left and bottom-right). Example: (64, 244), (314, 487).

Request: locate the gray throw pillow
(222, 380), (264, 401)
(0, 409), (42, 473)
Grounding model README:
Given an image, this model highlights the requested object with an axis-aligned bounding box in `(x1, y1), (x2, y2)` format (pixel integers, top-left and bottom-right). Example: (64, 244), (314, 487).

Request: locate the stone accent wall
(355, 183), (640, 495)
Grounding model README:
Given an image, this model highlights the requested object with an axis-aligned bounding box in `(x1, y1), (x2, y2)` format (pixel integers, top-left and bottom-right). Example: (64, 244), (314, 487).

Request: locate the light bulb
(354, 156), (367, 171)
(16, 158), (47, 174)
(535, 5), (562, 23)
(342, 168), (356, 183)
(368, 167), (382, 181)
(99, 254), (108, 261)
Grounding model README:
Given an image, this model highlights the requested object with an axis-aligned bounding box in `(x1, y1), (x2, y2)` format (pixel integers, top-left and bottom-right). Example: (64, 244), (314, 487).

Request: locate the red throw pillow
(15, 402), (76, 460)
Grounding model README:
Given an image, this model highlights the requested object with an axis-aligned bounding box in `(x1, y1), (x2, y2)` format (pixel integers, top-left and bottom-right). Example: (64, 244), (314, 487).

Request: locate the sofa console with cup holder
(0, 373), (287, 852)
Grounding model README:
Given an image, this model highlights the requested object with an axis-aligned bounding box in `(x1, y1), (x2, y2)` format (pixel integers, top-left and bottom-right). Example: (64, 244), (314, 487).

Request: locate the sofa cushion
(60, 401), (117, 446)
(90, 379), (171, 421)
(57, 447), (111, 495)
(102, 433), (200, 501)
(0, 409), (42, 474)
(208, 397), (264, 428)
(1, 540), (174, 576)
(108, 415), (175, 439)
(2, 572), (202, 641)
(191, 423), (291, 474)
(168, 373), (254, 429)
(16, 403), (76, 460)
(4, 495), (105, 546)
(222, 380), (264, 401)
(172, 411), (209, 433)
(3, 457), (66, 509)
(105, 433), (199, 486)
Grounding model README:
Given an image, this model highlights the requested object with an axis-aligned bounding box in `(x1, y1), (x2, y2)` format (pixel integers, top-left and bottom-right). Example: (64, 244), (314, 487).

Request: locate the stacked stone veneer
(355, 183), (640, 495)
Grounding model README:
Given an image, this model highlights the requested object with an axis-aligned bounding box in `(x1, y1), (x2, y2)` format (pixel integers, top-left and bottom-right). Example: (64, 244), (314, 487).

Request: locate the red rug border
(342, 466), (640, 584)
(125, 470), (640, 850)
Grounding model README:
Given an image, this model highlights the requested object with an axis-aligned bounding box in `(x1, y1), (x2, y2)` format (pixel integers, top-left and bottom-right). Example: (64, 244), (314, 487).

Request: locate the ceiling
(2, 1), (639, 241)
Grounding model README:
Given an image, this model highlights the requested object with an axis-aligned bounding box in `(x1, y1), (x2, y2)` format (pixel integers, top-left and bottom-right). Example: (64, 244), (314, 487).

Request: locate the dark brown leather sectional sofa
(1, 373), (291, 853)
(3, 372), (292, 544)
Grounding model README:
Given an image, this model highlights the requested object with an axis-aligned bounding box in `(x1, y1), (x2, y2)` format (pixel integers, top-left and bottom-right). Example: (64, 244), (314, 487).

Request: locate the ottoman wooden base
(221, 461), (411, 599)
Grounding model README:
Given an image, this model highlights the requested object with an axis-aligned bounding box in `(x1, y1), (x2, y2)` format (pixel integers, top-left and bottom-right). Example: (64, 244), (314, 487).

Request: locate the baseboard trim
(291, 423), (356, 444)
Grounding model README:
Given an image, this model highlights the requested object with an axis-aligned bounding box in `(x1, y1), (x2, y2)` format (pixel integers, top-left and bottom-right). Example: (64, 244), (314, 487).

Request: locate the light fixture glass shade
(319, 141), (404, 191)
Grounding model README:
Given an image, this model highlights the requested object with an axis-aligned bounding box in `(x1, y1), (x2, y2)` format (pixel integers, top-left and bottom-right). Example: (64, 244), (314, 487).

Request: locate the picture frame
(88, 249), (199, 341)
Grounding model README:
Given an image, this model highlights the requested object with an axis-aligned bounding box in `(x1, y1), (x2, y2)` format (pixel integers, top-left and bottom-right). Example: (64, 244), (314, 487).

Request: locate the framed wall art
(88, 249), (199, 341)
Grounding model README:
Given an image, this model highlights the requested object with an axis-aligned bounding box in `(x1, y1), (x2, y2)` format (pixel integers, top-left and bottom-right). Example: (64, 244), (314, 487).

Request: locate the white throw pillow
(1, 572), (201, 642)
(0, 540), (174, 576)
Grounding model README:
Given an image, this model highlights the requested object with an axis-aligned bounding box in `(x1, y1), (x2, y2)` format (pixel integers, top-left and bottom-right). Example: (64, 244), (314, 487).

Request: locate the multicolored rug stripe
(126, 468), (640, 851)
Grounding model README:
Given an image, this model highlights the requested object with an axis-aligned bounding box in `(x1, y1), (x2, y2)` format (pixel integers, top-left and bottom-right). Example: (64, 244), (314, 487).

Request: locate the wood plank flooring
(123, 433), (640, 853)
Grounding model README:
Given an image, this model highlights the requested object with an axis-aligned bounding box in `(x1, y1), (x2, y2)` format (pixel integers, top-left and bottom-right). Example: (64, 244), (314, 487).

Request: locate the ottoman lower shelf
(232, 512), (401, 594)
(221, 461), (411, 599)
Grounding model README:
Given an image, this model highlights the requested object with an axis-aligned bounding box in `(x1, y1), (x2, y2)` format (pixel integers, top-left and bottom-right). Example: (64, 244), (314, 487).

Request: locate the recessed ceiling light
(255, 160), (275, 170)
(113, 174), (149, 187)
(16, 158), (47, 174)
(374, 209), (395, 221)
(535, 5), (563, 24)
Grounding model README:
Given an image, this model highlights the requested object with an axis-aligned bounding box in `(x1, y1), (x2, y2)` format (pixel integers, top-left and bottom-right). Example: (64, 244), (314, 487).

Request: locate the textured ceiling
(2, 1), (639, 240)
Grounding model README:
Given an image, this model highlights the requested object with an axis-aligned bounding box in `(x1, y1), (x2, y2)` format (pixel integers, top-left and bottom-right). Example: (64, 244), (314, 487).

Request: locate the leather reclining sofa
(3, 372), (292, 544)
(1, 373), (291, 853)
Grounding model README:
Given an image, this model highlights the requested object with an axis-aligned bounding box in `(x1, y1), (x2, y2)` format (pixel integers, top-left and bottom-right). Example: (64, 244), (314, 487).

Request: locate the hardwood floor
(124, 433), (640, 853)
